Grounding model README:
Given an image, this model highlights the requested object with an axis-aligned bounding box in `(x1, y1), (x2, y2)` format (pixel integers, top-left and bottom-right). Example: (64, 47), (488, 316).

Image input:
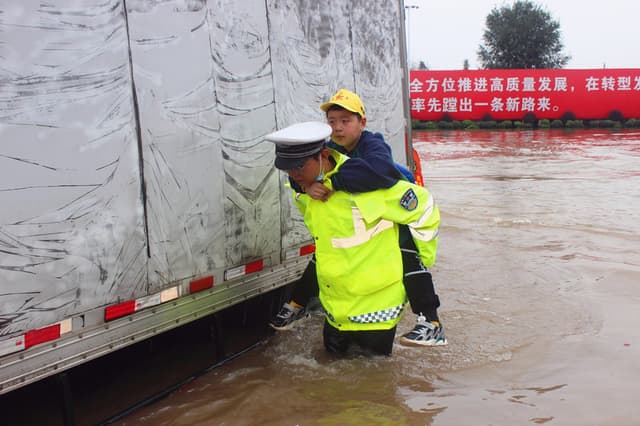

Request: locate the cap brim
(320, 101), (361, 116)
(274, 155), (307, 171)
(274, 141), (325, 171)
(319, 101), (333, 112)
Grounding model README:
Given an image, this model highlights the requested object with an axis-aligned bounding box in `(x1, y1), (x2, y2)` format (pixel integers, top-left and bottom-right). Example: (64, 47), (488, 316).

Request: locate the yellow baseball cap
(320, 88), (366, 118)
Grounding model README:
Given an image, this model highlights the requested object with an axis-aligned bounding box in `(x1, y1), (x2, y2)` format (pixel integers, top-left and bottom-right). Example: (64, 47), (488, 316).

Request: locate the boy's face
(326, 109), (366, 152)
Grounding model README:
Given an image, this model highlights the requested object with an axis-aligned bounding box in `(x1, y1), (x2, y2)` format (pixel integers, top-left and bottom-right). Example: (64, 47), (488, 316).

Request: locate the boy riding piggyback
(271, 89), (447, 347)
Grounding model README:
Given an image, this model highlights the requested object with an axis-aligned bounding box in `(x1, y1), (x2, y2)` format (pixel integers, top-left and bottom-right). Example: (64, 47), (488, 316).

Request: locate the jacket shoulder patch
(400, 188), (418, 211)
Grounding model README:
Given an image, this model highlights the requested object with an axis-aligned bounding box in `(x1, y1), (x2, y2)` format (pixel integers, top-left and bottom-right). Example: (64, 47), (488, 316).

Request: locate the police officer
(265, 121), (441, 356)
(270, 89), (446, 348)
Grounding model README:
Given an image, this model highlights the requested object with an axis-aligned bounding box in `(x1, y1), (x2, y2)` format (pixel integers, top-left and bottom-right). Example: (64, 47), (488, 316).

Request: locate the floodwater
(118, 129), (640, 426)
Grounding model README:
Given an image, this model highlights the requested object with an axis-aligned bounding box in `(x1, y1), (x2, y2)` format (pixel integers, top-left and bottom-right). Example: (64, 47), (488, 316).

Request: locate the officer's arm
(384, 182), (440, 267)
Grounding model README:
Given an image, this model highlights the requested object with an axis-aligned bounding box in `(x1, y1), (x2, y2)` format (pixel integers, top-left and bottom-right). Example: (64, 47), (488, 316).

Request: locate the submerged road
(117, 129), (640, 426)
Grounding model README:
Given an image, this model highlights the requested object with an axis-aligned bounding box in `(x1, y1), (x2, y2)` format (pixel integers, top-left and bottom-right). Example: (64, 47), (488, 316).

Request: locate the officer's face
(286, 152), (324, 189)
(326, 109), (366, 152)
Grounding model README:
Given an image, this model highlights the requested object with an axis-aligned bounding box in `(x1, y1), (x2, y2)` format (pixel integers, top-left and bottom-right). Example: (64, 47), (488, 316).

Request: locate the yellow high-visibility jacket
(293, 149), (440, 331)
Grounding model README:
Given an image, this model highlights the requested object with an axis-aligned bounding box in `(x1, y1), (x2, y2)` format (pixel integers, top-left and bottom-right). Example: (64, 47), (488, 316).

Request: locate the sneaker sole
(398, 336), (448, 347)
(269, 314), (310, 331)
(269, 323), (295, 331)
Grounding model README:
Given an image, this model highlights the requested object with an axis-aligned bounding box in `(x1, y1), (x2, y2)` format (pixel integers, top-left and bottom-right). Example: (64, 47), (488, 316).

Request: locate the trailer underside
(0, 283), (295, 426)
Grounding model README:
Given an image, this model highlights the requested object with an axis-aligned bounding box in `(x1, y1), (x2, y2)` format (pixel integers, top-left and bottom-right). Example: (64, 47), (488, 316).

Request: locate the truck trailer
(0, 0), (412, 412)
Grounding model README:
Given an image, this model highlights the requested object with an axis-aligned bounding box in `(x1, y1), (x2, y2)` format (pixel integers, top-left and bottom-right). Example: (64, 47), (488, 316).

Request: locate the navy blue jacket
(327, 130), (403, 192)
(289, 130), (414, 192)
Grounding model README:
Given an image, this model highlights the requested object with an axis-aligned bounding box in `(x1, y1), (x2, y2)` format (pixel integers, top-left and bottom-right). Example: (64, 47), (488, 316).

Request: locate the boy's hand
(305, 181), (333, 202)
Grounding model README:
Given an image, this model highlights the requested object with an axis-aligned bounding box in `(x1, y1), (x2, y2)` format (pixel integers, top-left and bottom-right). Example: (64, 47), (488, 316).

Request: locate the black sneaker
(400, 315), (448, 346)
(269, 303), (309, 331)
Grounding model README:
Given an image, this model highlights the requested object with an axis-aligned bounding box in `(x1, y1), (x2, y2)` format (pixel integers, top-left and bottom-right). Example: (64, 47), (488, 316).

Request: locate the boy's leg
(400, 239), (440, 322)
(269, 255), (318, 331)
(289, 255), (319, 307)
(399, 238), (447, 346)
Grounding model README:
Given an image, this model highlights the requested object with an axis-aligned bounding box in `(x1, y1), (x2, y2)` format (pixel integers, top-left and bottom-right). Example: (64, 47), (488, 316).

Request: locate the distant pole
(405, 5), (419, 68)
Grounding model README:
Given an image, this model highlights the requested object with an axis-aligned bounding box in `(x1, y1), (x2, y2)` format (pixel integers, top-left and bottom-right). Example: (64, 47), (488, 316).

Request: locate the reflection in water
(120, 129), (640, 425)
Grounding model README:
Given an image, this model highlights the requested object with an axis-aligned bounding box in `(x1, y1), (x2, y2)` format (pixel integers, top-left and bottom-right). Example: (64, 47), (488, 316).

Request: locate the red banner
(409, 69), (640, 121)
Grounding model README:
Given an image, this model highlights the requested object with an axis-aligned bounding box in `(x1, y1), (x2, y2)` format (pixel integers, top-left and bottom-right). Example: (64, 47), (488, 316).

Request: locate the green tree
(477, 0), (570, 69)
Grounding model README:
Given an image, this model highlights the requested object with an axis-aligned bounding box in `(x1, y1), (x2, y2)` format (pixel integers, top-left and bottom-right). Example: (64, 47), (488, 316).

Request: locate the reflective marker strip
(136, 293), (162, 311)
(0, 318), (73, 356)
(104, 286), (180, 322)
(160, 286), (179, 302)
(24, 324), (61, 349)
(0, 336), (25, 357)
(190, 275), (214, 293)
(105, 300), (136, 321)
(59, 318), (72, 335)
(224, 259), (264, 281)
(0, 286), (181, 355)
(0, 271), (239, 355)
(299, 244), (316, 256)
(0, 286), (180, 356)
(245, 260), (263, 274)
(285, 244), (315, 260)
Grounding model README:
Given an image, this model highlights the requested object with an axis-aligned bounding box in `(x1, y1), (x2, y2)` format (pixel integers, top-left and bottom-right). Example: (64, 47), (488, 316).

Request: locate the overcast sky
(404, 0), (640, 70)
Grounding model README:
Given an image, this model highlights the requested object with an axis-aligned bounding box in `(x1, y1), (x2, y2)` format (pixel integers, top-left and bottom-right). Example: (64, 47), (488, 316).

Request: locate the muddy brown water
(118, 129), (640, 426)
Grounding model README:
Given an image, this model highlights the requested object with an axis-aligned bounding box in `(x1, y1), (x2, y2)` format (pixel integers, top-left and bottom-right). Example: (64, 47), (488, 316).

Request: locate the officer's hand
(306, 181), (332, 202)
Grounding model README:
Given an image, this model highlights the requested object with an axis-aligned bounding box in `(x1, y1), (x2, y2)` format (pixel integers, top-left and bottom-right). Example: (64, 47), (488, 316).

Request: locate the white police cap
(264, 121), (332, 170)
(265, 121), (332, 145)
